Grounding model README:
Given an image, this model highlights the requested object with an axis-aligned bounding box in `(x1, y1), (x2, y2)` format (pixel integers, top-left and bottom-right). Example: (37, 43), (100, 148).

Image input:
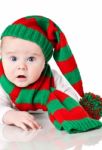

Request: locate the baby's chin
(13, 81), (34, 88)
(8, 77), (37, 87)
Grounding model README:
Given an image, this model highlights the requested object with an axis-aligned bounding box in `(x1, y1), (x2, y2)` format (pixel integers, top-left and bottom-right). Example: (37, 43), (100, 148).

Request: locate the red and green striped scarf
(0, 60), (102, 133)
(0, 15), (102, 133)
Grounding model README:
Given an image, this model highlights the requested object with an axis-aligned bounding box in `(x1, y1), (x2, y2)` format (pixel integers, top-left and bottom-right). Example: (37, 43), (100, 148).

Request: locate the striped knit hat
(1, 15), (102, 120)
(1, 15), (84, 97)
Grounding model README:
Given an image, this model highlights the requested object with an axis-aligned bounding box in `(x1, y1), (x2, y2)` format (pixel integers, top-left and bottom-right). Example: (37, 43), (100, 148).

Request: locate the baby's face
(1, 36), (45, 87)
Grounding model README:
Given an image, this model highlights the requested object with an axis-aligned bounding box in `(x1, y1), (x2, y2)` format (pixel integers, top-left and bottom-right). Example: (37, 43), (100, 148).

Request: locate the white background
(0, 0), (102, 149)
(0, 0), (102, 94)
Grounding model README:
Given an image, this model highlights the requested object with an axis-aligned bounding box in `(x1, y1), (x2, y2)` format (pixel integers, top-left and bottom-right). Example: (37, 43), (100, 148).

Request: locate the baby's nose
(17, 63), (27, 70)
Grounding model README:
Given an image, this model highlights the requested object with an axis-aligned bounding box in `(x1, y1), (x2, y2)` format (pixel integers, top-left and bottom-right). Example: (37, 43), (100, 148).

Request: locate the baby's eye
(27, 57), (35, 62)
(10, 56), (17, 61)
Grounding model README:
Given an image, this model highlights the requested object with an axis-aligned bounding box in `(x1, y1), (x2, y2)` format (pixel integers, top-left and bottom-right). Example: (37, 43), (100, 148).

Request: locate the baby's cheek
(2, 60), (11, 70)
(5, 68), (14, 79)
(4, 64), (15, 77)
(30, 67), (43, 80)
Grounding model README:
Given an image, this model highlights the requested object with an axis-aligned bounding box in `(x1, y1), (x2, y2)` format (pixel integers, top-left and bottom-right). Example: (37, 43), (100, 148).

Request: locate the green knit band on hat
(1, 24), (53, 62)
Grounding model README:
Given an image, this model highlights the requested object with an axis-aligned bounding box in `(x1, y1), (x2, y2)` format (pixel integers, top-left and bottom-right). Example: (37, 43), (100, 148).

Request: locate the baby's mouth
(16, 75), (27, 82)
(17, 75), (26, 78)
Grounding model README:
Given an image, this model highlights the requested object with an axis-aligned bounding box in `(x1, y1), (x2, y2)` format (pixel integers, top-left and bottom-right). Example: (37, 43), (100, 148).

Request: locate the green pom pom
(80, 92), (102, 120)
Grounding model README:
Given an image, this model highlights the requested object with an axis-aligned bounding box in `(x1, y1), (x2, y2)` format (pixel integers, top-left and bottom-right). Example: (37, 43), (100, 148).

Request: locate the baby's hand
(3, 110), (42, 131)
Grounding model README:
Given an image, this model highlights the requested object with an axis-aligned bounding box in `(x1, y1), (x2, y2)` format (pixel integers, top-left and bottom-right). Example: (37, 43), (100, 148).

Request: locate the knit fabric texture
(0, 60), (102, 133)
(80, 93), (102, 120)
(0, 15), (102, 133)
(1, 15), (84, 97)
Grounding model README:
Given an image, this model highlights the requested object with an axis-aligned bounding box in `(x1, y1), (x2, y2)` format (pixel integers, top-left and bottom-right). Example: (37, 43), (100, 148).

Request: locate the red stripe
(49, 106), (89, 124)
(55, 32), (68, 50)
(9, 87), (21, 103)
(27, 76), (55, 90)
(15, 103), (47, 111)
(47, 20), (58, 42)
(34, 104), (47, 111)
(73, 80), (84, 97)
(56, 55), (77, 74)
(48, 90), (69, 103)
(0, 61), (4, 76)
(13, 17), (47, 38)
(49, 114), (55, 123)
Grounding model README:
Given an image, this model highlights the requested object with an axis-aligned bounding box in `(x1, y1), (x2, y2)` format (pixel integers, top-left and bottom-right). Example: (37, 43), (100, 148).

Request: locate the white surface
(0, 112), (102, 150)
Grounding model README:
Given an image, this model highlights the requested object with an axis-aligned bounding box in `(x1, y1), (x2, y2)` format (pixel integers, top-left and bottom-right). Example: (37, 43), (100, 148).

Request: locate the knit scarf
(0, 60), (102, 134)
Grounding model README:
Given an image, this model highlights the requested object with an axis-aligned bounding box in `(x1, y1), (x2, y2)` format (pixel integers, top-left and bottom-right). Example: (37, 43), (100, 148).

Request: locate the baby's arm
(52, 69), (81, 101)
(0, 85), (41, 131)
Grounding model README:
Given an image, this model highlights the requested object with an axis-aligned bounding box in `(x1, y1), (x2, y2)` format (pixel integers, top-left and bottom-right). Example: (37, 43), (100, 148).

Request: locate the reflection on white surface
(0, 112), (102, 150)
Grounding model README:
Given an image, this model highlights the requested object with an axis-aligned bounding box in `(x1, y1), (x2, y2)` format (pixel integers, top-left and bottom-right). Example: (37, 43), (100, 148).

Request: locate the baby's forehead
(1, 36), (44, 56)
(1, 36), (17, 49)
(1, 36), (16, 43)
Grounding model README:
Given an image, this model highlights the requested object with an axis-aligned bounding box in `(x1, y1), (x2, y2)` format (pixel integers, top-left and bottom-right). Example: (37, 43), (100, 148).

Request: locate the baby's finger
(16, 122), (28, 131)
(28, 117), (42, 129)
(23, 119), (37, 130)
(28, 114), (35, 120)
(31, 119), (42, 129)
(27, 115), (42, 129)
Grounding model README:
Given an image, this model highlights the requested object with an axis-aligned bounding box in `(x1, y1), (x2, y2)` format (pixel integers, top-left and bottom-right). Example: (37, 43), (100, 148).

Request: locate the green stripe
(53, 120), (62, 130)
(63, 97), (80, 110)
(64, 68), (81, 85)
(16, 89), (37, 103)
(26, 16), (49, 31)
(16, 89), (50, 105)
(48, 94), (80, 114)
(47, 99), (64, 114)
(0, 75), (15, 93)
(37, 17), (49, 31)
(33, 90), (50, 105)
(53, 117), (102, 133)
(62, 118), (102, 133)
(41, 64), (52, 77)
(55, 30), (61, 42)
(53, 45), (72, 61)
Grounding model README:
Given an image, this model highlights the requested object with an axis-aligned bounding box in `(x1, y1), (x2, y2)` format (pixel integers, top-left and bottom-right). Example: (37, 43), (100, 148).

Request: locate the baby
(0, 15), (102, 133)
(0, 36), (45, 130)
